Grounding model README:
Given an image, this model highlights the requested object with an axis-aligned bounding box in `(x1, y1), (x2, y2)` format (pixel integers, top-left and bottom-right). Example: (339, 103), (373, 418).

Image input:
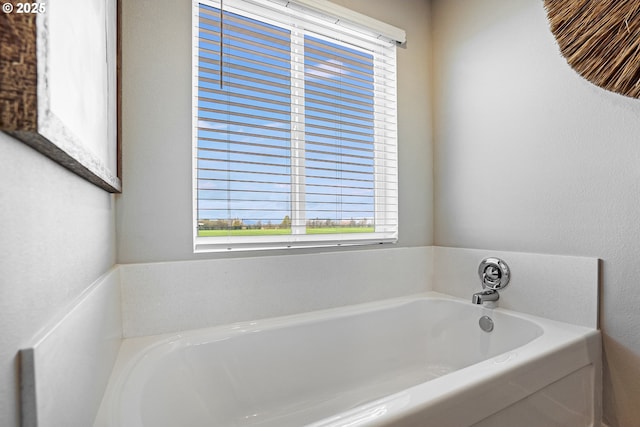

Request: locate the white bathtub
(94, 292), (600, 427)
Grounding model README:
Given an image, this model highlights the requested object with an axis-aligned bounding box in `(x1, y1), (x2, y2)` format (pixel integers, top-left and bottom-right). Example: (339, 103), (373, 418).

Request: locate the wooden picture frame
(0, 0), (121, 193)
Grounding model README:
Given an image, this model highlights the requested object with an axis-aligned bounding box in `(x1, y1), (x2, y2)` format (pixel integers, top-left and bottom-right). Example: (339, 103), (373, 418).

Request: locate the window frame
(192, 0), (400, 252)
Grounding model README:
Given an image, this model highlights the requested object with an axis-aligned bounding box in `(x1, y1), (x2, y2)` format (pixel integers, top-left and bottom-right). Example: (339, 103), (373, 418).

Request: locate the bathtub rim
(94, 291), (600, 427)
(107, 290), (593, 349)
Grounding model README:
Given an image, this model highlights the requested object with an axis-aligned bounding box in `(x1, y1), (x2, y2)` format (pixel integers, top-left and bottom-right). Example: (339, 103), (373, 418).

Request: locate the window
(193, 0), (403, 252)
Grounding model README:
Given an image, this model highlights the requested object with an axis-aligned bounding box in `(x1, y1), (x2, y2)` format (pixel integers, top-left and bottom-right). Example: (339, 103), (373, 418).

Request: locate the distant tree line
(306, 218), (372, 228)
(198, 216), (372, 230)
(198, 218), (288, 230)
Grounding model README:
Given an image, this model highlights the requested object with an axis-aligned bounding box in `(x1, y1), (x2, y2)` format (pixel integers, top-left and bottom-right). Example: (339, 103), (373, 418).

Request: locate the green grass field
(198, 227), (374, 237)
(307, 227), (374, 234)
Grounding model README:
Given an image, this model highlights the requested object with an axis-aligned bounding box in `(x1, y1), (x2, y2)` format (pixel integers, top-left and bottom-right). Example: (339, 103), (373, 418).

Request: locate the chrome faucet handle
(478, 257), (510, 290)
(474, 258), (509, 308)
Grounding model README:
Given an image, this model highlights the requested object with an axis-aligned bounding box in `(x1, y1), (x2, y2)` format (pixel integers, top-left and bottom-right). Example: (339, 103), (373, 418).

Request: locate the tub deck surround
(20, 245), (600, 426)
(20, 267), (122, 427)
(433, 246), (599, 328)
(118, 246), (597, 339)
(119, 246), (433, 337)
(94, 293), (601, 427)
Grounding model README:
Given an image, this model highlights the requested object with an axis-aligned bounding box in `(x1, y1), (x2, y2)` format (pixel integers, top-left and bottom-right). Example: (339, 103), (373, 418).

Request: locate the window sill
(194, 233), (398, 253)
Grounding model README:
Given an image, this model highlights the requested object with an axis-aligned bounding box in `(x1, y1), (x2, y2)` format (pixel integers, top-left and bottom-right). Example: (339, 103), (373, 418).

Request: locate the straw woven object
(544, 0), (640, 98)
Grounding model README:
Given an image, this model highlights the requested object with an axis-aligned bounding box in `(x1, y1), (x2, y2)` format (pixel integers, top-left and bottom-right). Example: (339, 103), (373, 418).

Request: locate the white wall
(0, 133), (116, 427)
(117, 0), (433, 263)
(431, 0), (640, 425)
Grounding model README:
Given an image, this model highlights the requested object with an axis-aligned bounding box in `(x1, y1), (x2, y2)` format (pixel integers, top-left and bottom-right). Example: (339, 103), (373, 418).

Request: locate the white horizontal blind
(193, 0), (399, 251)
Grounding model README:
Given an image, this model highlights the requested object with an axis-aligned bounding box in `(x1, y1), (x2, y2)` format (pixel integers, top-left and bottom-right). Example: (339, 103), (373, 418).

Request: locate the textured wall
(431, 0), (640, 425)
(0, 133), (116, 427)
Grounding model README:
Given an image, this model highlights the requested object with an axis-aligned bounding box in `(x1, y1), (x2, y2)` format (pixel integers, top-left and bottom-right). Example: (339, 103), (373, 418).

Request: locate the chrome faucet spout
(472, 289), (499, 305)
